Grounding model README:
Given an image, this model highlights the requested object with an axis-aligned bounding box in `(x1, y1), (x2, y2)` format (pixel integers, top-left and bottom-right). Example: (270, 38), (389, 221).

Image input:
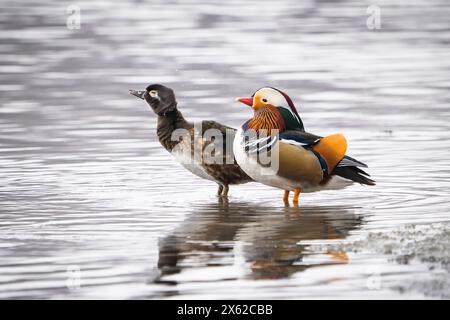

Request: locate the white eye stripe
(149, 90), (158, 97)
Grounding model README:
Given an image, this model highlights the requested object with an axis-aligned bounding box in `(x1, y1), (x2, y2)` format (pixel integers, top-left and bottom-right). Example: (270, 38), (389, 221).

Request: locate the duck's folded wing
(279, 130), (321, 146)
(200, 120), (238, 165)
(243, 135), (278, 154)
(280, 130), (368, 168)
(279, 130), (375, 185)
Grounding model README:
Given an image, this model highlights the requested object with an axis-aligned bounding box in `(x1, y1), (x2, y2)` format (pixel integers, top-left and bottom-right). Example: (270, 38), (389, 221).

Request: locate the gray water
(1, 0), (450, 299)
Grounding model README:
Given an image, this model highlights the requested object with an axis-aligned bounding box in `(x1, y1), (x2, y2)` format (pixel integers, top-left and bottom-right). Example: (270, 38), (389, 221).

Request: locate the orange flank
(328, 251), (349, 263)
(312, 133), (347, 174)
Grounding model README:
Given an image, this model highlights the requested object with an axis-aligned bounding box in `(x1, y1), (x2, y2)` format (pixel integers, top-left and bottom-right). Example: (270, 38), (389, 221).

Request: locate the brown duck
(129, 84), (251, 196)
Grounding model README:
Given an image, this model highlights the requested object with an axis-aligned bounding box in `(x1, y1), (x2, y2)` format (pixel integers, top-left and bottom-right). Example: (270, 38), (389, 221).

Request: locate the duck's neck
(157, 109), (192, 151)
(248, 106), (286, 135)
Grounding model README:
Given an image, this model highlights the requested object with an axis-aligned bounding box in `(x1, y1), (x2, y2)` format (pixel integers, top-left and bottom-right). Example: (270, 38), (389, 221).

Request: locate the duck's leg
(221, 184), (229, 197)
(293, 188), (302, 207)
(283, 190), (290, 206)
(217, 184), (224, 196)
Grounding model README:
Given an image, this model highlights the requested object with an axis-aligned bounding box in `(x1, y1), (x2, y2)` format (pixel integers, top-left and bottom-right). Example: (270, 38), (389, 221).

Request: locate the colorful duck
(130, 84), (252, 196)
(234, 87), (374, 206)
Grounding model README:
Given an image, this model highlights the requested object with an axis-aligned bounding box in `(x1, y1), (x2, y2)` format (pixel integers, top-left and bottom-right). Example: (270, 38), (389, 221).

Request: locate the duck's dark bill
(129, 89), (146, 99)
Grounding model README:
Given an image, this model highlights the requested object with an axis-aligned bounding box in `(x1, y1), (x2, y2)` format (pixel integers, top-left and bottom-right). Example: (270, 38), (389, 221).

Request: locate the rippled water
(1, 0), (450, 299)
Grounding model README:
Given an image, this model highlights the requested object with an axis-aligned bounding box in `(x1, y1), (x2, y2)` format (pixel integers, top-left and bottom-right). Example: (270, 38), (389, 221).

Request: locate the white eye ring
(149, 90), (158, 97)
(262, 98), (268, 103)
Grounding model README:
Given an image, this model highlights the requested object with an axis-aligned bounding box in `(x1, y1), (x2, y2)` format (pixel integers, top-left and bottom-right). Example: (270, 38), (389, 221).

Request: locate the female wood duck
(130, 84), (251, 196)
(233, 87), (374, 206)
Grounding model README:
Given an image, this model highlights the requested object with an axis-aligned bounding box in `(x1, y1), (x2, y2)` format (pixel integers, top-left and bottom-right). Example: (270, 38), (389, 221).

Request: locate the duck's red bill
(236, 97), (253, 106)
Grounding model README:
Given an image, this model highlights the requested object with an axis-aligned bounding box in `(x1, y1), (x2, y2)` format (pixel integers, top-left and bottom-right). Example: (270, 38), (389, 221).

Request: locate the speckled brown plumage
(130, 84), (252, 196)
(157, 113), (252, 186)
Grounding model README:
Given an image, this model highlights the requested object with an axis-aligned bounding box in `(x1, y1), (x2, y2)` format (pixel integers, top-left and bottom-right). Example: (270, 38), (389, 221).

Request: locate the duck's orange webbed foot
(292, 188), (301, 207)
(283, 190), (290, 206)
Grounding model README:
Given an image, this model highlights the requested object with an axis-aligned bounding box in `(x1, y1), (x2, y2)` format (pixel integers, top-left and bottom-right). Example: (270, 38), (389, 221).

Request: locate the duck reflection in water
(153, 199), (362, 284)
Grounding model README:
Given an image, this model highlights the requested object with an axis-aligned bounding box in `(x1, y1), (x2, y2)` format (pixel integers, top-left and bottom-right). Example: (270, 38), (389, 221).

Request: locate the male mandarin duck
(233, 87), (374, 205)
(130, 84), (251, 196)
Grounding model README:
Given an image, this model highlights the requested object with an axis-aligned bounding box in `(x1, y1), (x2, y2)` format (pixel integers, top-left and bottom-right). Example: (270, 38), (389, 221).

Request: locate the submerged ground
(0, 0), (449, 298)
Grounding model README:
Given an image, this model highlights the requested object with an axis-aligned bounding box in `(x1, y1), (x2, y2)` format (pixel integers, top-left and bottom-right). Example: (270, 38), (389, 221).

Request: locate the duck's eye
(149, 90), (158, 97)
(262, 98), (268, 103)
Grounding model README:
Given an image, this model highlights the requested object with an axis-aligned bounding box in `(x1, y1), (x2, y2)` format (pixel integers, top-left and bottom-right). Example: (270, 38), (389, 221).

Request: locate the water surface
(1, 0), (450, 299)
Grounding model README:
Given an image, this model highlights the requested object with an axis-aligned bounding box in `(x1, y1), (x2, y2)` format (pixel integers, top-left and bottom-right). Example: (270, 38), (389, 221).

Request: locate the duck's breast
(170, 130), (216, 182)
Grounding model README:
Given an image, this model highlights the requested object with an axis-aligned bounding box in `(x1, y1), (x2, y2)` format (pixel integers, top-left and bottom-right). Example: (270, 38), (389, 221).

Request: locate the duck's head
(236, 87), (304, 130)
(129, 84), (177, 116)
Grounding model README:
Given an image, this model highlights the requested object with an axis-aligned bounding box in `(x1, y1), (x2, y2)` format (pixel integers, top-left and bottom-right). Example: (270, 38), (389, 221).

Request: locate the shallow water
(1, 0), (450, 299)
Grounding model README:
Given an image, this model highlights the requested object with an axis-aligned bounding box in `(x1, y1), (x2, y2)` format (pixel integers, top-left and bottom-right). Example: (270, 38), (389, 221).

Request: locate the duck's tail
(312, 133), (375, 185)
(332, 165), (376, 185)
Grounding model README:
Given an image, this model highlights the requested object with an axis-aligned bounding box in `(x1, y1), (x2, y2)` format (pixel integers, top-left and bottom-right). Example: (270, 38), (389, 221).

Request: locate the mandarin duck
(130, 84), (252, 196)
(233, 87), (374, 205)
